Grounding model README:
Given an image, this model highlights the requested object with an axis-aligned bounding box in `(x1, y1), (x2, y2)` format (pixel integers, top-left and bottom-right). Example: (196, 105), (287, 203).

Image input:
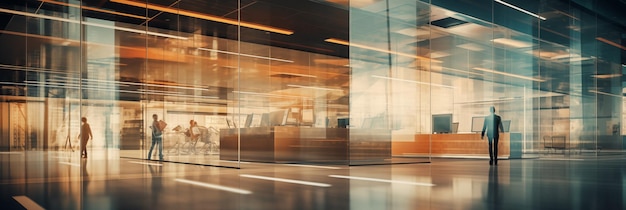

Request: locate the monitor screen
(432, 114), (452, 133)
(471, 116), (485, 133)
(226, 118), (236, 128)
(269, 109), (289, 126)
(502, 120), (511, 132)
(361, 118), (373, 128)
(301, 109), (314, 124)
(451, 122), (459, 133)
(338, 118), (349, 128)
(259, 113), (270, 127)
(249, 114), (262, 127)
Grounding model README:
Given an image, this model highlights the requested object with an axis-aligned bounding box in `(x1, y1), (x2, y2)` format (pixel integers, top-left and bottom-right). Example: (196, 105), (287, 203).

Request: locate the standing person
(79, 117), (93, 158)
(481, 106), (504, 165)
(148, 114), (164, 161)
(189, 120), (200, 154)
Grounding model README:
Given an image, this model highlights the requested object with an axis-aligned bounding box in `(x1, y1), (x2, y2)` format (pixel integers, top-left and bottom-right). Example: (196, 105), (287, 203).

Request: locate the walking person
(481, 106), (504, 165)
(148, 114), (165, 161)
(188, 120), (200, 154)
(79, 117), (93, 158)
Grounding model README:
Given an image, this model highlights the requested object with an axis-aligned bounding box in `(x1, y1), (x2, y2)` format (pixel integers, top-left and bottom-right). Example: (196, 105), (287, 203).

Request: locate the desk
(220, 127), (391, 163)
(221, 127), (341, 163)
(392, 133), (510, 158)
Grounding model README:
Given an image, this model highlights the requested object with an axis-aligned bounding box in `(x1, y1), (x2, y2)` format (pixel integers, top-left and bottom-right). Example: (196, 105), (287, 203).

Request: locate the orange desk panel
(392, 133), (509, 157)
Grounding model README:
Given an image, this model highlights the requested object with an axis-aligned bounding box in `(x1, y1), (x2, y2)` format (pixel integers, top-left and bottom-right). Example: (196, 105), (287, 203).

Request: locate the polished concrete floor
(1, 151), (625, 210)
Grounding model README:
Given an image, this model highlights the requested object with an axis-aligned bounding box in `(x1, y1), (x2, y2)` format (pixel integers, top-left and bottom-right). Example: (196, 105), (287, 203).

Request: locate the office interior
(0, 0), (624, 168)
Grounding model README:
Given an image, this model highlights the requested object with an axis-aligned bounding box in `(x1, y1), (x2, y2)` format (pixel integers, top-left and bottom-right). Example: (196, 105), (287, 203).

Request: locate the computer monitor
(269, 109), (289, 126)
(301, 109), (314, 124)
(502, 120), (511, 132)
(338, 118), (349, 128)
(244, 114), (254, 128)
(249, 114), (262, 127)
(471, 116), (485, 133)
(432, 114), (452, 133)
(361, 118), (373, 128)
(226, 118), (236, 128)
(259, 113), (270, 127)
(369, 116), (386, 128)
(451, 122), (459, 133)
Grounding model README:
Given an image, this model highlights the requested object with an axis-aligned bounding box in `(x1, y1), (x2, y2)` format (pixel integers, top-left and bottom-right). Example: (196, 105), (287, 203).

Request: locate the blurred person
(78, 117), (93, 158)
(189, 120), (200, 153)
(481, 106), (504, 165)
(148, 114), (165, 161)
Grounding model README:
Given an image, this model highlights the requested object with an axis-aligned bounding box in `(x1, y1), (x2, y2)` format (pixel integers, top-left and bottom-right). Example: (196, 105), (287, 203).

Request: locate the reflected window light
(197, 48), (293, 63)
(549, 53), (594, 62)
(286, 84), (344, 92)
(138, 82), (208, 91)
(457, 43), (485, 51)
(46, 79), (130, 87)
(472, 67), (545, 82)
(272, 72), (317, 78)
(87, 60), (127, 66)
(0, 82), (26, 86)
(589, 90), (624, 98)
(596, 37), (626, 51)
(175, 178), (252, 194)
(591, 74), (621, 79)
(491, 38), (532, 48)
(136, 89), (181, 94)
(0, 8), (188, 40)
(233, 91), (312, 99)
(550, 53), (574, 60)
(22, 81), (218, 99)
(27, 81), (125, 90)
(441, 67), (483, 76)
(429, 51), (450, 58)
(53, 76), (210, 91)
(371, 75), (455, 89)
(329, 175), (435, 187)
(324, 38), (439, 62)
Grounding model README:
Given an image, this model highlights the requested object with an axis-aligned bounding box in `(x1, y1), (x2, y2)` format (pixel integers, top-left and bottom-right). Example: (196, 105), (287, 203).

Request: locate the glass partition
(347, 0), (433, 165)
(2, 0), (626, 175)
(0, 0), (86, 208)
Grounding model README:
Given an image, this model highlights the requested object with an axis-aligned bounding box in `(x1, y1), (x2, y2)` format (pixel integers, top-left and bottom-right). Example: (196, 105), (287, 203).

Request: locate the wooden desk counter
(392, 133), (510, 158)
(219, 127), (334, 163)
(220, 127), (391, 163)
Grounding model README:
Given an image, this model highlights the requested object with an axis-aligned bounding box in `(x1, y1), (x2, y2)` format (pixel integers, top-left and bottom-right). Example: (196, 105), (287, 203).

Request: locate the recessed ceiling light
(457, 43), (485, 51)
(491, 38), (533, 48)
(494, 0), (546, 20)
(591, 74), (621, 79)
(472, 67), (545, 82)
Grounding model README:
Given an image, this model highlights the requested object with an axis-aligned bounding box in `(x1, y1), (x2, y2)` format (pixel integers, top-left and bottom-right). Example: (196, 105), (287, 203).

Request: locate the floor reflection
(3, 152), (626, 209)
(149, 164), (163, 208)
(486, 166), (499, 210)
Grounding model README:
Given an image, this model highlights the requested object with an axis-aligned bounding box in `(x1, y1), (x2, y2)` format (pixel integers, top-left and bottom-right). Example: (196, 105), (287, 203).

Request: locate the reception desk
(220, 127), (391, 163)
(392, 133), (510, 158)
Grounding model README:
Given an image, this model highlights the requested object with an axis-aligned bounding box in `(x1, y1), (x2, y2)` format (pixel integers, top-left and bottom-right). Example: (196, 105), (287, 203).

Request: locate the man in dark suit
(481, 106), (504, 165)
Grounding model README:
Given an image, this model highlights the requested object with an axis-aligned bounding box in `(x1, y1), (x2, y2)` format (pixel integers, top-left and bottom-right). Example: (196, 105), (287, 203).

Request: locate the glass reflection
(0, 0), (624, 169)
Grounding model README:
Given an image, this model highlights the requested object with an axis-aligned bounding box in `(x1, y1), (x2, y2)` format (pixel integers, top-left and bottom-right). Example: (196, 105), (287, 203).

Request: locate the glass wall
(0, 0), (355, 167)
(0, 0), (625, 174)
(347, 0), (433, 165)
(347, 0), (625, 161)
